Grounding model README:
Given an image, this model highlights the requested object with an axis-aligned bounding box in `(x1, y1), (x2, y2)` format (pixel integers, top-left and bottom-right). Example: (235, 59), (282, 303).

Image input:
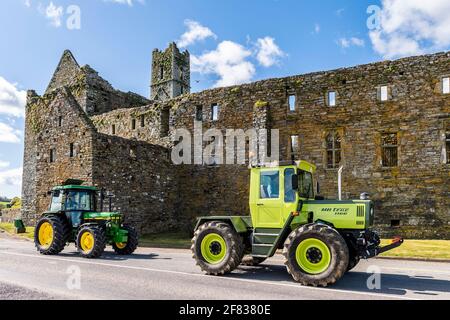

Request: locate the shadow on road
(230, 264), (450, 297)
(58, 251), (172, 261)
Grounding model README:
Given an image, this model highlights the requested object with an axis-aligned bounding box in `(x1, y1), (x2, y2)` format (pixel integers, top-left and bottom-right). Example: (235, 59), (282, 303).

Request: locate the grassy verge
(0, 223), (35, 240)
(140, 232), (192, 249)
(379, 239), (450, 260)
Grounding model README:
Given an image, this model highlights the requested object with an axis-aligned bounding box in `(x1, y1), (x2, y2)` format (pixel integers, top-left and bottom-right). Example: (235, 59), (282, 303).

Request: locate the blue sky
(0, 0), (449, 198)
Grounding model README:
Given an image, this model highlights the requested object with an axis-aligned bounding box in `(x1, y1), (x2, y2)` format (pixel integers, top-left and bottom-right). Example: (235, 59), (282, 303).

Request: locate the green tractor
(192, 161), (403, 287)
(34, 179), (138, 258)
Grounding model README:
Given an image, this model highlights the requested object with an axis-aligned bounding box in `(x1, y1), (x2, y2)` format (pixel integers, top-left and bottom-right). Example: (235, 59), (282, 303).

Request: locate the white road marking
(0, 250), (418, 300)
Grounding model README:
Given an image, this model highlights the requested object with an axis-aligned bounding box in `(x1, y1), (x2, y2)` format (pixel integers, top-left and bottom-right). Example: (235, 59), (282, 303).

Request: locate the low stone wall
(0, 208), (21, 224)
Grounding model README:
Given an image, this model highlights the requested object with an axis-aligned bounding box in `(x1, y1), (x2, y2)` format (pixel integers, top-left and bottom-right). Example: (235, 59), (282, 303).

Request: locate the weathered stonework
(22, 45), (450, 238)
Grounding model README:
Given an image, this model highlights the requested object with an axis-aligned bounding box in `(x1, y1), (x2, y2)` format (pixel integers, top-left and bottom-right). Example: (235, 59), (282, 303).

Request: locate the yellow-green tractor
(34, 179), (138, 258)
(192, 161), (403, 287)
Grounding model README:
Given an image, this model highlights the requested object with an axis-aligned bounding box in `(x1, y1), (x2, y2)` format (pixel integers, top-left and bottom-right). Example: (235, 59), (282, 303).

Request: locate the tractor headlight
(360, 192), (370, 200)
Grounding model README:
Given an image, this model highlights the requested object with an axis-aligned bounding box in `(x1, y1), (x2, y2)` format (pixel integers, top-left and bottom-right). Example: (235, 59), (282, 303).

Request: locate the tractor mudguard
(194, 216), (252, 234)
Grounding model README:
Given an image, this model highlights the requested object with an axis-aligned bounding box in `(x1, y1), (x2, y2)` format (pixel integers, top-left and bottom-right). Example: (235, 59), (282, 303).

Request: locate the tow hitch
(377, 236), (404, 255)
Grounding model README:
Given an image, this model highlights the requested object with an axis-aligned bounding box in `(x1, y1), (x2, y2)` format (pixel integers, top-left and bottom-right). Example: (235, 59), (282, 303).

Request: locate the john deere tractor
(34, 179), (138, 258)
(192, 161), (403, 287)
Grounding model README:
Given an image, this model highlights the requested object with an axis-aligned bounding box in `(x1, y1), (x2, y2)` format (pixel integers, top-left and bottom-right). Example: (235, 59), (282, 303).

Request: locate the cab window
(65, 191), (94, 211)
(284, 168), (296, 202)
(49, 190), (62, 212)
(299, 170), (313, 199)
(260, 171), (279, 199)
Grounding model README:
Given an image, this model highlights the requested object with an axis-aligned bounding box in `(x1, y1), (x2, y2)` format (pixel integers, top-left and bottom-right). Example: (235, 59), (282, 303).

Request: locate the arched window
(326, 132), (341, 169)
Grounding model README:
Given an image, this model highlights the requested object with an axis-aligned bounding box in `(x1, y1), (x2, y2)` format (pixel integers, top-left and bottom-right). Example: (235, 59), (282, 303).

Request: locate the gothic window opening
(160, 66), (164, 80)
(131, 118), (136, 130)
(381, 133), (398, 167)
(290, 135), (299, 160)
(111, 124), (116, 135)
(69, 143), (75, 158)
(211, 104), (219, 121)
(326, 132), (341, 169)
(328, 91), (336, 107)
(443, 77), (450, 94)
(140, 115), (145, 127)
(288, 95), (296, 112)
(195, 105), (203, 121)
(50, 148), (55, 163)
(446, 129), (450, 164)
(380, 85), (389, 101)
(160, 107), (170, 137)
(58, 116), (62, 127)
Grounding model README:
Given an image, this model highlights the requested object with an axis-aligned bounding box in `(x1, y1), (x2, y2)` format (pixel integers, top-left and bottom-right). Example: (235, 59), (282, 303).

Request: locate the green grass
(0, 202), (9, 209)
(379, 239), (450, 260)
(0, 223), (35, 240)
(140, 232), (191, 249)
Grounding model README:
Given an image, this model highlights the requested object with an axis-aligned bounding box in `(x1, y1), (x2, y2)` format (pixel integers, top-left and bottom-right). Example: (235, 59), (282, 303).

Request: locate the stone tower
(151, 42), (190, 101)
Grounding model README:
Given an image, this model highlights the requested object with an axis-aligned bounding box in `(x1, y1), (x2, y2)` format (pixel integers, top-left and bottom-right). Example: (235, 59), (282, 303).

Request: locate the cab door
(252, 168), (284, 228)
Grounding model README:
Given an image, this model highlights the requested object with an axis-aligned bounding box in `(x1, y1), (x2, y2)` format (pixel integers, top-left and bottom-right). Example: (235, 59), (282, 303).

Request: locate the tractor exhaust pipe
(338, 166), (343, 201)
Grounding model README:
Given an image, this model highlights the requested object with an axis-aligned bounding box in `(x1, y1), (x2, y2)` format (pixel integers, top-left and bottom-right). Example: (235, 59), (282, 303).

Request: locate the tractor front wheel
(192, 221), (244, 276)
(112, 225), (139, 255)
(283, 223), (349, 287)
(76, 225), (106, 258)
(34, 215), (70, 255)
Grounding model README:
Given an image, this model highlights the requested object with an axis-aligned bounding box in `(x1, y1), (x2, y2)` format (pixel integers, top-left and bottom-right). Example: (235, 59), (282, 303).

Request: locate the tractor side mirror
(291, 174), (299, 190)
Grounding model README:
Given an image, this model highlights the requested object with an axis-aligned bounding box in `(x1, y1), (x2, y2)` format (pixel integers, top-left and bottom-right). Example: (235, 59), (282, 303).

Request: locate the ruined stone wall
(22, 87), (177, 233)
(92, 134), (178, 234)
(22, 88), (96, 225)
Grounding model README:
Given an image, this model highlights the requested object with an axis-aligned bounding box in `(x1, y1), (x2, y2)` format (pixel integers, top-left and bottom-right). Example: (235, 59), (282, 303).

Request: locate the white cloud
(24, 0), (31, 8)
(0, 167), (22, 187)
(255, 37), (285, 67)
(177, 20), (217, 48)
(0, 161), (10, 169)
(336, 8), (345, 17)
(103, 0), (145, 6)
(191, 41), (255, 87)
(338, 37), (365, 48)
(44, 2), (63, 27)
(0, 77), (26, 118)
(0, 122), (21, 143)
(369, 0), (450, 59)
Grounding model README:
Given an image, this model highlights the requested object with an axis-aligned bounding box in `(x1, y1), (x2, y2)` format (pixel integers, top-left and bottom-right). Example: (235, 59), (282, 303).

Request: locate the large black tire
(192, 221), (244, 275)
(347, 252), (360, 271)
(34, 215), (70, 255)
(283, 223), (349, 287)
(112, 224), (139, 255)
(241, 256), (267, 266)
(76, 225), (106, 258)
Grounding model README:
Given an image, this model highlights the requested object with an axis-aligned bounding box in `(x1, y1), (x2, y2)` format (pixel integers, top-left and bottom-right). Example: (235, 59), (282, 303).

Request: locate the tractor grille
(356, 205), (365, 217)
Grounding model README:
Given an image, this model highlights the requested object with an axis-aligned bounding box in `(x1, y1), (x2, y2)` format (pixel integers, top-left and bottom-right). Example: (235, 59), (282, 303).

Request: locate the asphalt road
(0, 233), (449, 300)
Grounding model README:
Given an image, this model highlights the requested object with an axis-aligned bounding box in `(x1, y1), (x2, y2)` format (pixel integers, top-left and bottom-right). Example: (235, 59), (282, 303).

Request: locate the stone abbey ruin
(22, 43), (449, 238)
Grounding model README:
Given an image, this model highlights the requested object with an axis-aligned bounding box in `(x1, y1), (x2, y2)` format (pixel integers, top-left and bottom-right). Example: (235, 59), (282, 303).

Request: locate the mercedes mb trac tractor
(34, 179), (138, 258)
(192, 161), (403, 287)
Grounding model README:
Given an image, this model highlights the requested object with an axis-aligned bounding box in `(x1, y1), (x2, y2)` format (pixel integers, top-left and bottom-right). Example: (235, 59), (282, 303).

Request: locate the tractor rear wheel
(241, 256), (267, 266)
(34, 215), (70, 255)
(76, 225), (106, 258)
(112, 225), (139, 255)
(192, 221), (244, 275)
(283, 223), (349, 287)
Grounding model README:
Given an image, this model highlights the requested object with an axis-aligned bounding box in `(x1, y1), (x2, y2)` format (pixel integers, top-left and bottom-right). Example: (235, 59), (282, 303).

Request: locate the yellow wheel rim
(80, 231), (95, 252)
(115, 242), (127, 249)
(38, 222), (53, 249)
